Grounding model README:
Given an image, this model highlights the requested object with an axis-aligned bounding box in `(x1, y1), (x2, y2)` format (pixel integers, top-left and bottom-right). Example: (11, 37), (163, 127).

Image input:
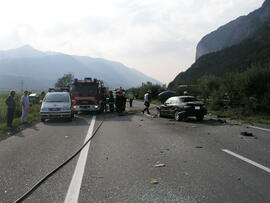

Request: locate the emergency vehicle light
(84, 77), (92, 81)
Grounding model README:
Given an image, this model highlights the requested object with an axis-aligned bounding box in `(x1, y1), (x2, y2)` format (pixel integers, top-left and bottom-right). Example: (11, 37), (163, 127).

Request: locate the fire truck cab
(70, 78), (106, 113)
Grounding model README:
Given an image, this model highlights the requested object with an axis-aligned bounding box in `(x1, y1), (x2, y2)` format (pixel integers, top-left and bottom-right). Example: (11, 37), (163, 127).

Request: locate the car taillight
(184, 105), (191, 110)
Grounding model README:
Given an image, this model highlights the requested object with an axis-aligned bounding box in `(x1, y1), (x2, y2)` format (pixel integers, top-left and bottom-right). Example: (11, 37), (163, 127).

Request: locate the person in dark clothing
(5, 90), (16, 128)
(101, 93), (108, 113)
(108, 91), (115, 112)
(115, 90), (126, 113)
(128, 93), (135, 107)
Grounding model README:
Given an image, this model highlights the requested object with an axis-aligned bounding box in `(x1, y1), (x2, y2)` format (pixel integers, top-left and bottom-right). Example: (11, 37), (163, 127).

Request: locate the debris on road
(227, 119), (241, 125)
(64, 136), (69, 139)
(153, 163), (166, 168)
(184, 172), (189, 176)
(195, 146), (203, 148)
(150, 178), (159, 184)
(240, 132), (254, 137)
(166, 123), (175, 125)
(140, 119), (144, 121)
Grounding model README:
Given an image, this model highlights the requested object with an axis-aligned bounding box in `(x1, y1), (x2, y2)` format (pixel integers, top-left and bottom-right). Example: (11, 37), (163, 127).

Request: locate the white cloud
(0, 0), (265, 83)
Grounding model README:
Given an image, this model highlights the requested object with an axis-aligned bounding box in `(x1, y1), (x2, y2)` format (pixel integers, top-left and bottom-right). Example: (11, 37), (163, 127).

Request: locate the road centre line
(248, 125), (270, 132)
(222, 149), (270, 174)
(64, 116), (96, 203)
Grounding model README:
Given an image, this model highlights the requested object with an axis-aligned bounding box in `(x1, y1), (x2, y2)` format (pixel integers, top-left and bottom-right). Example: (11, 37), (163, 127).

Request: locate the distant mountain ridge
(196, 0), (270, 60)
(0, 46), (160, 90)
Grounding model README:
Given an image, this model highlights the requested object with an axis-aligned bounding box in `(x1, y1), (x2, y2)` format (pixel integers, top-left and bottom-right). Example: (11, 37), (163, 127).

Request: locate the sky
(0, 0), (265, 84)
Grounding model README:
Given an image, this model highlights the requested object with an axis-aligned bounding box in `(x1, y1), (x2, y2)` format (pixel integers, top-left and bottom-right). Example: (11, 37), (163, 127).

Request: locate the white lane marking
(64, 116), (96, 203)
(248, 125), (270, 132)
(222, 149), (270, 174)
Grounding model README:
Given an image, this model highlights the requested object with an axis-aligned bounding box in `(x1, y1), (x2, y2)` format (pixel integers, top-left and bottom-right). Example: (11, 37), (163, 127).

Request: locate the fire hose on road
(13, 116), (105, 203)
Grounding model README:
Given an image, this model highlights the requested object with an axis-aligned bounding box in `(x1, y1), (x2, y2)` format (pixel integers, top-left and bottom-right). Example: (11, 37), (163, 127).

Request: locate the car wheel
(67, 117), (73, 122)
(196, 115), (204, 121)
(41, 118), (45, 122)
(174, 111), (181, 121)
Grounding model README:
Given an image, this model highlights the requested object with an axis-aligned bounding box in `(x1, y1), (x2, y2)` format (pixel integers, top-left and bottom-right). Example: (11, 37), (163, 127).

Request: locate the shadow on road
(157, 116), (227, 127)
(43, 116), (90, 126)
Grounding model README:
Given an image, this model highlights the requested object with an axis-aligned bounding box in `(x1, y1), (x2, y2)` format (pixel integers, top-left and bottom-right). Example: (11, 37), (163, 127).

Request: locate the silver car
(40, 92), (74, 122)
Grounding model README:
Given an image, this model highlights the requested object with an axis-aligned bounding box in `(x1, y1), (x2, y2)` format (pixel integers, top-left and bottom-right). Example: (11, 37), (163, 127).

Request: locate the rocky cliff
(169, 23), (270, 87)
(196, 0), (270, 60)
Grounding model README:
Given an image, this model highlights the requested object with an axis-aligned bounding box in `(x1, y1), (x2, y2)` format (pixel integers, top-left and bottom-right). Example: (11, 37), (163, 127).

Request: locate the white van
(40, 92), (74, 122)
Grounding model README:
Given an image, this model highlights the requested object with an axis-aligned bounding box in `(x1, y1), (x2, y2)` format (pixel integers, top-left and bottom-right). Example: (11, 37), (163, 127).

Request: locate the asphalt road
(0, 101), (269, 203)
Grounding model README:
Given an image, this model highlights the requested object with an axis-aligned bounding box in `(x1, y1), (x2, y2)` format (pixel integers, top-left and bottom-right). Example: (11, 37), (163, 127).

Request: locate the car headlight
(41, 107), (48, 112)
(94, 105), (99, 109)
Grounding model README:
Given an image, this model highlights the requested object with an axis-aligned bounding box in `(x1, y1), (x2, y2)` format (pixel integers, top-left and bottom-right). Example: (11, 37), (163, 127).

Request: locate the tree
(55, 73), (74, 88)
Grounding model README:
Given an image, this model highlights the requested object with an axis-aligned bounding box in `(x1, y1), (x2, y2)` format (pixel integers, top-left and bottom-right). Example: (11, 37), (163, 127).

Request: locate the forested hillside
(169, 23), (270, 115)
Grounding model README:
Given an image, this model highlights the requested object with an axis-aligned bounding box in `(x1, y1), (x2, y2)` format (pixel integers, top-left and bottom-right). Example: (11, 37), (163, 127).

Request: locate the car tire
(41, 118), (45, 122)
(196, 115), (204, 121)
(67, 117), (73, 122)
(174, 111), (181, 121)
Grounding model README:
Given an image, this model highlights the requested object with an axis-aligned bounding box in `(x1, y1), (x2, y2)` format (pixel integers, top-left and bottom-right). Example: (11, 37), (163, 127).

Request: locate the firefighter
(101, 93), (108, 113)
(115, 90), (126, 113)
(108, 91), (115, 112)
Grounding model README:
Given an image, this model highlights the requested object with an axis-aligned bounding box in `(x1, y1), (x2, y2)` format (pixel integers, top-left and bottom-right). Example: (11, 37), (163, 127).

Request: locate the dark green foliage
(168, 23), (270, 115)
(194, 67), (270, 114)
(55, 73), (74, 88)
(127, 82), (166, 100)
(197, 75), (221, 99)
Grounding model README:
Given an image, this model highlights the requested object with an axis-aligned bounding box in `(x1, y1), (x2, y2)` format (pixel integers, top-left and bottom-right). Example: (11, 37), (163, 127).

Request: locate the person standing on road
(128, 92), (135, 107)
(101, 92), (109, 113)
(21, 90), (30, 123)
(5, 90), (16, 128)
(142, 91), (151, 114)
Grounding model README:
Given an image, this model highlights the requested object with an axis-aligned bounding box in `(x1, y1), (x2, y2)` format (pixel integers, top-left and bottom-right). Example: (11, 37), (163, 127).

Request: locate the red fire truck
(70, 78), (107, 113)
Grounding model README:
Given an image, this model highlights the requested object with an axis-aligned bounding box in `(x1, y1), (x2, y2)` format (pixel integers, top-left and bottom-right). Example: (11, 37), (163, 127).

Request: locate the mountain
(0, 46), (160, 91)
(170, 23), (270, 87)
(196, 0), (270, 60)
(0, 45), (47, 60)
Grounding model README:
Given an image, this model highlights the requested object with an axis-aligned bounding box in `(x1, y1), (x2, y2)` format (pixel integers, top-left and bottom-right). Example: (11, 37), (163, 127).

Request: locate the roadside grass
(0, 91), (41, 134)
(208, 109), (270, 125)
(0, 104), (41, 134)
